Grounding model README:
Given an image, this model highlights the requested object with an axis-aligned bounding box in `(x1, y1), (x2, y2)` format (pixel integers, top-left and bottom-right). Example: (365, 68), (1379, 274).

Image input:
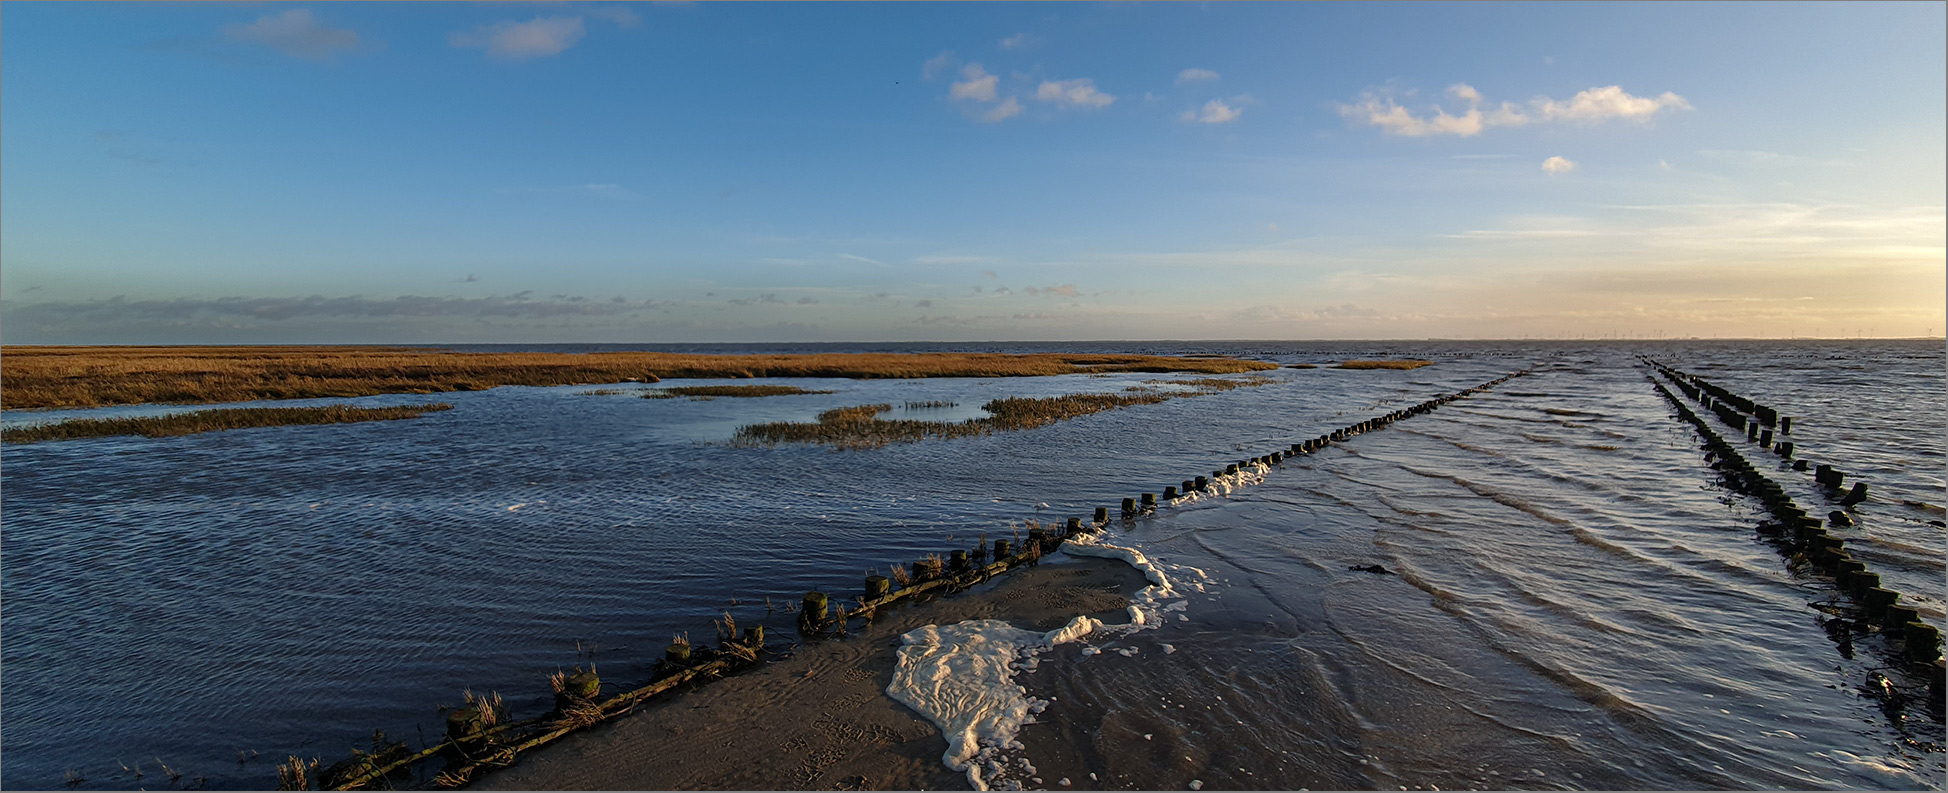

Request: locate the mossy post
(1195, 476), (1209, 491)
(445, 707), (484, 740)
(1140, 493), (1157, 510)
(1028, 526), (1047, 551)
(950, 549), (969, 572)
(1163, 486), (1179, 500)
(1122, 497), (1137, 516)
(664, 641), (690, 664)
(1181, 480), (1195, 495)
(994, 538), (1012, 558)
(1906, 623), (1942, 663)
(1094, 506), (1110, 523)
(1863, 587), (1899, 618)
(1066, 517), (1083, 535)
(564, 670), (600, 702)
(865, 575), (890, 599)
(801, 591), (828, 626)
(1225, 463), (1239, 475)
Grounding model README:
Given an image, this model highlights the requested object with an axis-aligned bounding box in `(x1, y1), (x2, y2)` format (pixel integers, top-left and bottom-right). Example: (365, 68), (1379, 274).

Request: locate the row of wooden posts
(308, 369), (1530, 791)
(1644, 370), (1943, 687)
(1644, 358), (1870, 507)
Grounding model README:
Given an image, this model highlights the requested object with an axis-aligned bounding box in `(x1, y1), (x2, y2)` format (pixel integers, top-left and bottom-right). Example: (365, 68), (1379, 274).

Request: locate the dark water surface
(2, 340), (1942, 789)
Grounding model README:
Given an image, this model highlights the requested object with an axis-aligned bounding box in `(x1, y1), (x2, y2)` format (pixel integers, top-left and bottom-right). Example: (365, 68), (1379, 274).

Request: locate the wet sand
(471, 552), (1148, 791)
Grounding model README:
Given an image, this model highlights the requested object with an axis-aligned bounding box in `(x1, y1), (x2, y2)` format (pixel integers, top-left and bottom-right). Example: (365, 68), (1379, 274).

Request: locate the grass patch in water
(0, 346), (1278, 410)
(1335, 359), (1434, 370)
(1145, 375), (1275, 392)
(903, 400), (957, 409)
(736, 376), (1272, 448)
(1, 403), (453, 445)
(645, 385), (835, 400)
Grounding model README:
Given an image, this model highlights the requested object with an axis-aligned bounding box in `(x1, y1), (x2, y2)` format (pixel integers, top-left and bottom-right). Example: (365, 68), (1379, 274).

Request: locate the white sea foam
(887, 615), (1105, 791)
(1166, 462), (1268, 506)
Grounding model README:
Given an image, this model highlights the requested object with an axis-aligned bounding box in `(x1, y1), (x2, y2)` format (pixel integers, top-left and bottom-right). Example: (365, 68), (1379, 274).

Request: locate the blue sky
(3, 1), (1942, 343)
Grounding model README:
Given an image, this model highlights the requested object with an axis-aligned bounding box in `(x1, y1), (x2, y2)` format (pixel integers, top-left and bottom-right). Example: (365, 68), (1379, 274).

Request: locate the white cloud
(922, 51), (956, 80)
(1036, 78), (1115, 109)
(224, 9), (359, 60)
(979, 97), (1023, 123)
(837, 253), (886, 266)
(950, 63), (999, 102)
(582, 6), (641, 29)
(1181, 98), (1241, 124)
(999, 33), (1033, 49)
(450, 17), (588, 60)
(1534, 86), (1692, 122)
(1338, 83), (1690, 137)
(1176, 68), (1219, 84)
(1542, 156), (1576, 175)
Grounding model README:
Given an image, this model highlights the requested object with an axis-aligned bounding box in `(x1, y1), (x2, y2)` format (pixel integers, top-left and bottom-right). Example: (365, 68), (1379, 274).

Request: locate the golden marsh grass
(733, 376), (1272, 448)
(0, 346), (1277, 410)
(0, 403), (453, 445)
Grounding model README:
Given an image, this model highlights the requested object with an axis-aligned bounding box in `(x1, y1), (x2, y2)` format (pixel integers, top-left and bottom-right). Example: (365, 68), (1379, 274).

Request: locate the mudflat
(470, 553), (1147, 791)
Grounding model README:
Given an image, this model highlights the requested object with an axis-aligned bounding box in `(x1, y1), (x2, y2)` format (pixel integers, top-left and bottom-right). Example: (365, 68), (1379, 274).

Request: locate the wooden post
(1163, 486), (1179, 500)
(866, 575), (890, 598)
(1094, 506), (1109, 523)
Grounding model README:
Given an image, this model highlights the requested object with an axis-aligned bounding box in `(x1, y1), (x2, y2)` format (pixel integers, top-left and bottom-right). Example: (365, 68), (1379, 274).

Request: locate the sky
(2, 1), (1943, 344)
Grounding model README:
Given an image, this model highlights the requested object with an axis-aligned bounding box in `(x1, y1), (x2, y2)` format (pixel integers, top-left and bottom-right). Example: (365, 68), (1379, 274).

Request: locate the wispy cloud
(1182, 98), (1241, 124)
(223, 9), (359, 60)
(5, 293), (665, 327)
(837, 253), (886, 266)
(1176, 68), (1219, 84)
(1036, 78), (1115, 109)
(1022, 284), (1080, 298)
(1542, 155), (1576, 174)
(979, 97), (1023, 123)
(999, 32), (1035, 50)
(1338, 83), (1691, 137)
(450, 16), (587, 59)
(922, 51), (956, 80)
(950, 63), (1000, 102)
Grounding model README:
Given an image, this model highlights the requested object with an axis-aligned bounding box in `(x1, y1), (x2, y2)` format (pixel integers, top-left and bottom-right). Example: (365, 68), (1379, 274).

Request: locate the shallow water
(1, 340), (1941, 789)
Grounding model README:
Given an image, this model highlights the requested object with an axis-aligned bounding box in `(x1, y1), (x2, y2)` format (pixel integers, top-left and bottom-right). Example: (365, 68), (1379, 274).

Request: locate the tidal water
(2, 340), (1942, 790)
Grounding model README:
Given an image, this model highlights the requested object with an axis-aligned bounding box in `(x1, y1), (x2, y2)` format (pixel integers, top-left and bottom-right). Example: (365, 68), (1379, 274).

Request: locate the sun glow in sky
(2, 2), (1942, 343)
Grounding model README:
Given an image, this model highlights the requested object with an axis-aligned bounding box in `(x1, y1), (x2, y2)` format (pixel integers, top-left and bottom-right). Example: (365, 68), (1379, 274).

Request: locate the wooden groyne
(294, 370), (1530, 791)
(1641, 365), (1943, 703)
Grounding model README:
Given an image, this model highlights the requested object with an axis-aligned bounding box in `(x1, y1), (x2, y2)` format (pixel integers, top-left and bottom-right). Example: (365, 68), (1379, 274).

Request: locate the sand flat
(471, 553), (1147, 791)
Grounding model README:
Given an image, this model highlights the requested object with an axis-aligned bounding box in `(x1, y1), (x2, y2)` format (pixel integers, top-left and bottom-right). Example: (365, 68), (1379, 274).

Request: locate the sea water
(1, 340), (1941, 789)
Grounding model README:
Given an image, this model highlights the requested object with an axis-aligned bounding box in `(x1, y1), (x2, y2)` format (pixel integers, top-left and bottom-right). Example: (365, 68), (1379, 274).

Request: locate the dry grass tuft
(461, 689), (505, 730)
(0, 346), (1277, 410)
(890, 563), (912, 588)
(1335, 360), (1433, 370)
(275, 756), (319, 791)
(1, 403), (452, 445)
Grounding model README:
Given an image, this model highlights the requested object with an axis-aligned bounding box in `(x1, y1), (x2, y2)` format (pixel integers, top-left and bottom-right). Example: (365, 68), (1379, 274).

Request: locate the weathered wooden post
(1163, 486), (1179, 500)
(1094, 506), (1109, 523)
(801, 591), (828, 626)
(1194, 476), (1209, 491)
(1140, 493), (1157, 510)
(1840, 483), (1868, 507)
(866, 575), (890, 599)
(1121, 497), (1137, 516)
